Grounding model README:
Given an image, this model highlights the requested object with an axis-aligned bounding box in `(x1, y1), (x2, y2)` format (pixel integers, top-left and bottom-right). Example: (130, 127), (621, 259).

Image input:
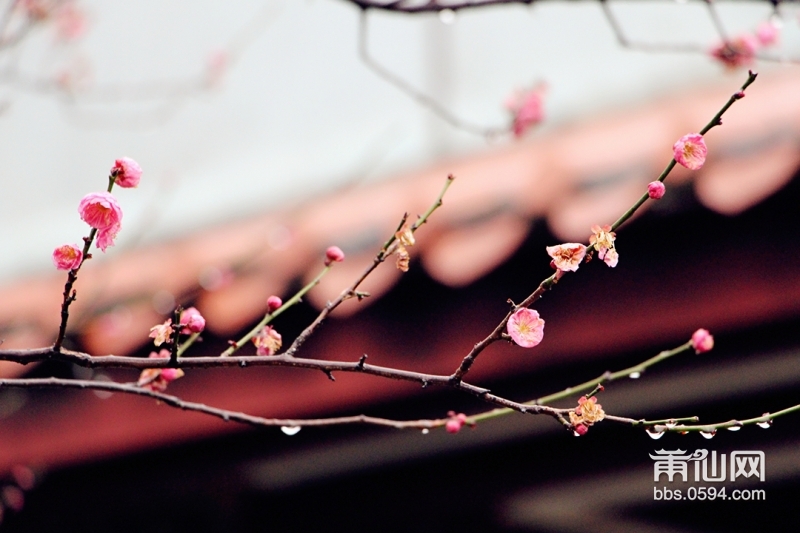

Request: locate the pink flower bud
(52, 243), (83, 270)
(180, 307), (206, 334)
(573, 423), (589, 436)
(267, 295), (283, 312)
(673, 133), (707, 171)
(756, 21), (779, 46)
(111, 157), (142, 188)
(324, 246), (345, 266)
(253, 326), (282, 356)
(691, 328), (714, 353)
(160, 368), (182, 382)
(445, 419), (462, 434)
(507, 88), (545, 138)
(647, 181), (666, 200)
(78, 192), (123, 231)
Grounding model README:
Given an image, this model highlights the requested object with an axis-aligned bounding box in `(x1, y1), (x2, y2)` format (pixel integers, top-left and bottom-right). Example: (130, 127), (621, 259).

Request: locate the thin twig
(0, 377), (449, 430)
(649, 403), (800, 434)
(358, 10), (505, 139)
(470, 341), (693, 423)
(283, 175), (455, 357)
(54, 176), (119, 350)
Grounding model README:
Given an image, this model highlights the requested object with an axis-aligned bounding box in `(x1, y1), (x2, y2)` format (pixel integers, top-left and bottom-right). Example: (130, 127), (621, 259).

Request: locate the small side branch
(357, 10), (505, 139)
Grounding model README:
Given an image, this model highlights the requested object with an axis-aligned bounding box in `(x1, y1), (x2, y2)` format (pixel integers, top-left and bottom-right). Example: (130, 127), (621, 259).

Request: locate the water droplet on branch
(646, 428), (665, 439)
(628, 372), (641, 379)
(700, 430), (716, 439)
(281, 426), (301, 436)
(438, 9), (456, 25)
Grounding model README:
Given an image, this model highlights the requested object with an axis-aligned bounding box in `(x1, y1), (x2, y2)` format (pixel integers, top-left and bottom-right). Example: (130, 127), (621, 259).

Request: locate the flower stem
(220, 265), (332, 357)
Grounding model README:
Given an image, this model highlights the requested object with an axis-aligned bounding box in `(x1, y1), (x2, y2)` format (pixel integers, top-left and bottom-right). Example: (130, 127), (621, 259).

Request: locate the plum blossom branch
(53, 174), (118, 350)
(470, 340), (694, 424)
(645, 403), (800, 435)
(601, 0), (798, 67)
(282, 174), (455, 358)
(0, 364), (573, 427)
(609, 70), (756, 233)
(449, 71), (755, 382)
(0, 2), (283, 127)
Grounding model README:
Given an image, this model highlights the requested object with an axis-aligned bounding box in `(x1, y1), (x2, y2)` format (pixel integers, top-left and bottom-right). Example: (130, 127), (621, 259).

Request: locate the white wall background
(0, 0), (796, 282)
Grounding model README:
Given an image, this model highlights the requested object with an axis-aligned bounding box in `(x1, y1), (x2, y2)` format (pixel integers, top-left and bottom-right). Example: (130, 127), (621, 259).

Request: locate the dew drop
(727, 425), (741, 431)
(281, 426), (301, 436)
(239, 360), (247, 368)
(438, 9), (456, 25)
(756, 420), (773, 429)
(646, 428), (665, 440)
(222, 414), (229, 422)
(421, 428), (429, 435)
(628, 372), (641, 379)
(665, 420), (677, 429)
(700, 430), (716, 439)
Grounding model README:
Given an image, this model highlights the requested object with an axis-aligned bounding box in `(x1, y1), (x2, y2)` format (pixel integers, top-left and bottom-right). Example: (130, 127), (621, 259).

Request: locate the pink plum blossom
(324, 246), (345, 266)
(507, 308), (545, 348)
(691, 328), (714, 354)
(78, 191), (123, 230)
(673, 133), (708, 171)
(601, 247), (619, 268)
(546, 243), (587, 272)
(710, 35), (758, 69)
(756, 21), (779, 46)
(149, 319), (173, 346)
(95, 223), (120, 252)
(180, 307), (206, 334)
(137, 349), (185, 391)
(590, 225), (618, 268)
(505, 85), (545, 138)
(111, 157), (142, 188)
(253, 325), (282, 355)
(52, 243), (83, 270)
(648, 181), (666, 200)
(267, 295), (283, 313)
(78, 192), (123, 251)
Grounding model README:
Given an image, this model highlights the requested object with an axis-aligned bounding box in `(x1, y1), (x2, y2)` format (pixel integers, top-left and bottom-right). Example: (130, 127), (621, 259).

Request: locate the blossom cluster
(444, 411), (471, 434)
(507, 128), (716, 351)
(710, 20), (780, 69)
(52, 158), (141, 270)
(569, 395), (606, 436)
(137, 349), (185, 392)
